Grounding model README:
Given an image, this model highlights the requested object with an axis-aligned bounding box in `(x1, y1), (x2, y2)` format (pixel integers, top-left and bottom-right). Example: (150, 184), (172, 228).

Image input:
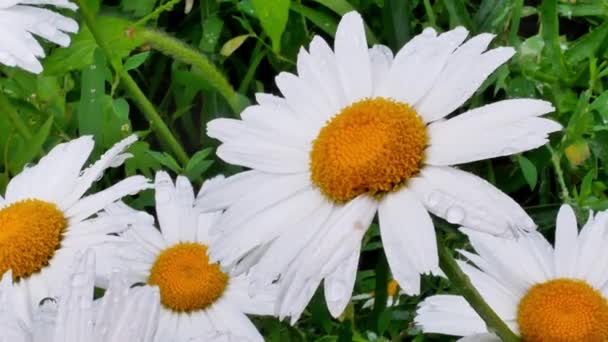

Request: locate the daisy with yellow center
(117, 172), (276, 342)
(416, 204), (608, 342)
(0, 250), (161, 341)
(202, 10), (561, 323)
(0, 135), (151, 324)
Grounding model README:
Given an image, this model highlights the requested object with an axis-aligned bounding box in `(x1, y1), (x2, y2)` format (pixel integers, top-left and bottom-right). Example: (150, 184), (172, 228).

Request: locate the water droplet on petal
(426, 191), (441, 207)
(446, 207), (465, 224)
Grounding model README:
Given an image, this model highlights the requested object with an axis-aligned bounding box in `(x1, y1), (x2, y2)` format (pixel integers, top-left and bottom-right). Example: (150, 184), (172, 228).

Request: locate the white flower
(416, 204), (608, 342)
(0, 135), (151, 323)
(201, 10), (561, 323)
(0, 249), (161, 341)
(0, 0), (78, 73)
(117, 172), (276, 342)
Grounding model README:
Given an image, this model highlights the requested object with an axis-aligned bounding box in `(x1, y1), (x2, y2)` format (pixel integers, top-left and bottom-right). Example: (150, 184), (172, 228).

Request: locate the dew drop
(446, 207), (465, 224)
(426, 191), (442, 207)
(71, 273), (88, 287)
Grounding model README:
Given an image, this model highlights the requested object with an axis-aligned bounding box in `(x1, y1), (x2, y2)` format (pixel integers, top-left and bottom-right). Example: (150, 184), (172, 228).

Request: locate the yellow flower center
(0, 199), (67, 280)
(310, 97), (427, 202)
(148, 242), (229, 312)
(387, 279), (399, 297)
(517, 278), (608, 342)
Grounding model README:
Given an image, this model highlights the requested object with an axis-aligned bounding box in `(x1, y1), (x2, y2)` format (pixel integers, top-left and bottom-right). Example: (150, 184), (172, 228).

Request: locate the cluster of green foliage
(2, 0), (608, 340)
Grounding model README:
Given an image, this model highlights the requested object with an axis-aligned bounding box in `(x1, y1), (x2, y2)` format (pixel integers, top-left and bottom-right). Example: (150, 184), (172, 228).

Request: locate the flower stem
(438, 238), (520, 342)
(547, 144), (571, 202)
(75, 0), (190, 166)
(136, 28), (244, 114)
(0, 93), (32, 140)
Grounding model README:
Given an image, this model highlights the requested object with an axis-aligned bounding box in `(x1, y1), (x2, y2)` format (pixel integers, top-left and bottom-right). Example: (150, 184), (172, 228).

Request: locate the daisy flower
(117, 172), (276, 342)
(0, 0), (78, 73)
(0, 135), (151, 323)
(0, 250), (161, 341)
(201, 10), (561, 322)
(415, 204), (608, 342)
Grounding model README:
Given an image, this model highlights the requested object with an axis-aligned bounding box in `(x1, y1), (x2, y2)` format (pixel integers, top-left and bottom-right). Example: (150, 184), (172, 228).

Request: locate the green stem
(423, 0), (437, 28)
(136, 28), (243, 114)
(134, 0), (183, 27)
(371, 251), (389, 332)
(508, 0), (523, 46)
(438, 238), (520, 342)
(75, 0), (190, 166)
(0, 93), (32, 140)
(547, 144), (571, 202)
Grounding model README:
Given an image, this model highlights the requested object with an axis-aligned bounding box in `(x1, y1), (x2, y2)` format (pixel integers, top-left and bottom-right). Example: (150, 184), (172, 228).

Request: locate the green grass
(2, 0), (608, 340)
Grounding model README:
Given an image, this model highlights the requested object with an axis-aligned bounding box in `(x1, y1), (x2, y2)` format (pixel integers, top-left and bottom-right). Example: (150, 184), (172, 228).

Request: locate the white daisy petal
(210, 187), (325, 268)
(379, 188), (437, 294)
(416, 295), (487, 336)
(216, 141), (309, 174)
(65, 175), (151, 223)
(275, 71), (332, 124)
(5, 136), (94, 203)
(378, 27), (468, 106)
(249, 200), (333, 289)
(334, 11), (372, 103)
(425, 99), (560, 165)
(0, 1), (77, 73)
(458, 333), (502, 342)
(154, 172), (199, 244)
(416, 33), (515, 122)
(308, 36), (348, 109)
(223, 274), (277, 316)
(60, 135), (138, 209)
(410, 166), (535, 235)
(368, 44), (393, 93)
(196, 171), (274, 211)
(210, 173), (311, 236)
(297, 46), (343, 115)
(554, 204), (579, 278)
(324, 248), (360, 318)
(457, 261), (518, 320)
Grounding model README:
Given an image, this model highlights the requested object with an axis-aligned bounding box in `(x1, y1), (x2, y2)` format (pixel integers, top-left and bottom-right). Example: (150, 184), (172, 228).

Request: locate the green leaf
(147, 150), (182, 173)
(442, 0), (474, 30)
(220, 34), (251, 57)
(10, 115), (53, 175)
(77, 49), (106, 142)
(580, 169), (595, 200)
(199, 15), (224, 53)
(290, 2), (337, 36)
(517, 155), (538, 190)
(124, 51), (151, 71)
(184, 148), (215, 181)
(251, 0), (290, 52)
(43, 17), (144, 75)
(565, 21), (608, 65)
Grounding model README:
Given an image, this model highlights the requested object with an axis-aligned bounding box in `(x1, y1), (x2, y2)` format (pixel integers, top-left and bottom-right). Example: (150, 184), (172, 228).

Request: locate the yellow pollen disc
(0, 199), (67, 280)
(148, 242), (229, 312)
(517, 278), (608, 342)
(387, 279), (399, 297)
(310, 97), (427, 202)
